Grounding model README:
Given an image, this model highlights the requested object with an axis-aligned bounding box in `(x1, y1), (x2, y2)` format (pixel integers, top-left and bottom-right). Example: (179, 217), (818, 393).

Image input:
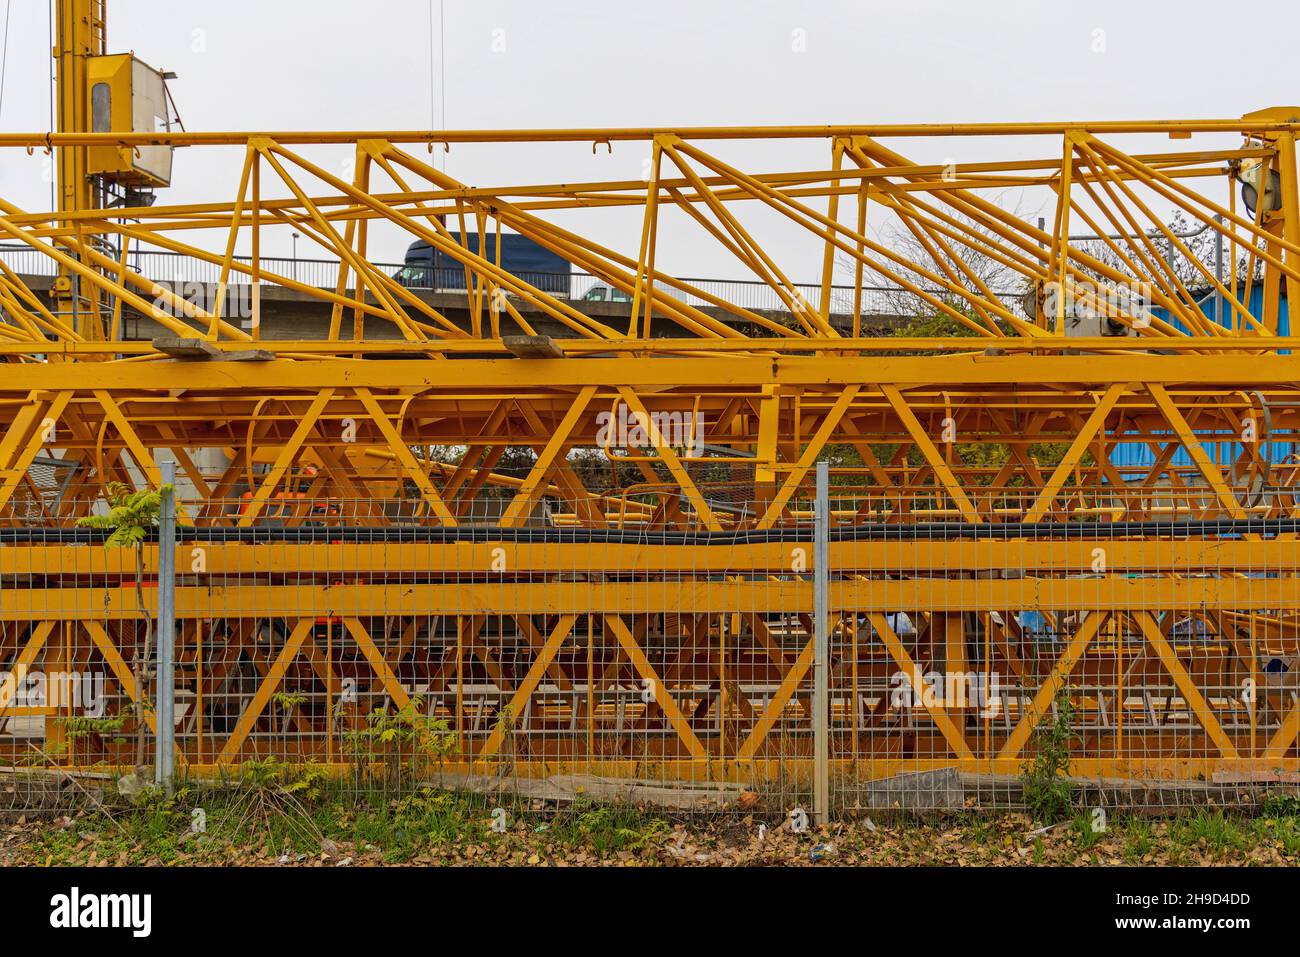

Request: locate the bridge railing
(0, 243), (1026, 322)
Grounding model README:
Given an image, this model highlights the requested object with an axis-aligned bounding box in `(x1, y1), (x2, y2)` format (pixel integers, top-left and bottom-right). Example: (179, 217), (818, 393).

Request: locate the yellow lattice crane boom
(0, 2), (1296, 797)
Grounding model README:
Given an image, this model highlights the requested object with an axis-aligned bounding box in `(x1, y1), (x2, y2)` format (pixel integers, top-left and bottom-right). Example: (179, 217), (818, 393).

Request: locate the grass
(1070, 811), (1105, 850)
(1172, 810), (1246, 855)
(5, 773), (1300, 867)
(546, 801), (671, 854)
(7, 775), (675, 866)
(1123, 819), (1156, 862)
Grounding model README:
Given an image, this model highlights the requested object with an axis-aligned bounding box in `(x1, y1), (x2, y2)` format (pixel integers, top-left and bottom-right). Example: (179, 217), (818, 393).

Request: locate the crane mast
(52, 0), (106, 337)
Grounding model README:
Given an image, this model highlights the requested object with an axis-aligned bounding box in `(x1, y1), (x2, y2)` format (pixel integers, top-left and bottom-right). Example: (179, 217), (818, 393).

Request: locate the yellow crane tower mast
(51, 0), (105, 337)
(52, 0), (172, 339)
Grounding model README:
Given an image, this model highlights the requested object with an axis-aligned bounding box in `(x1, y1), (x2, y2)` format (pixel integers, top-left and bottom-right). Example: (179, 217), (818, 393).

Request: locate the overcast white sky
(0, 0), (1297, 278)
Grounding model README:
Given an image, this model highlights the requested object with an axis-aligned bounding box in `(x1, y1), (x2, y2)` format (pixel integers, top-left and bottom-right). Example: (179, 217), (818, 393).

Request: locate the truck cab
(581, 282), (632, 303)
(397, 234), (571, 295)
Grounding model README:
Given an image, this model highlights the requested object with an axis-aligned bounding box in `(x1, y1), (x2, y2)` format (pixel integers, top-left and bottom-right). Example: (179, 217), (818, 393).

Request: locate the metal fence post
(813, 461), (830, 823)
(155, 459), (177, 792)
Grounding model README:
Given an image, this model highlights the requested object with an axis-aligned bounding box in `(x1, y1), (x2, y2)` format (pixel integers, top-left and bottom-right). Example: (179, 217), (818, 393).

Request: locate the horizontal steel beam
(5, 354), (1300, 390)
(5, 576), (1300, 618)
(5, 538), (1299, 575)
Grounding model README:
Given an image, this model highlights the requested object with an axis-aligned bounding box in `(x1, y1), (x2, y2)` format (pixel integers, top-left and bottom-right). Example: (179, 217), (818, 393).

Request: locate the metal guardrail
(0, 243), (1025, 320)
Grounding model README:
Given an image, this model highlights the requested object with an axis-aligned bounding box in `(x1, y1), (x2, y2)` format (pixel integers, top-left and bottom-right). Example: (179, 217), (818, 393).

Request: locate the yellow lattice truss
(2, 111), (1300, 793)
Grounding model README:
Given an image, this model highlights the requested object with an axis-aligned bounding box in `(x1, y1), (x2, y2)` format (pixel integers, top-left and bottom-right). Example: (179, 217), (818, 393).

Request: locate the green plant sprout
(76, 481), (180, 770)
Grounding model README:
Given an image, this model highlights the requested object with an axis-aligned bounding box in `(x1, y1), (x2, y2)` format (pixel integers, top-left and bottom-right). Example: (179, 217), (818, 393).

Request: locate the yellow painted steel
(3, 13), (1300, 788)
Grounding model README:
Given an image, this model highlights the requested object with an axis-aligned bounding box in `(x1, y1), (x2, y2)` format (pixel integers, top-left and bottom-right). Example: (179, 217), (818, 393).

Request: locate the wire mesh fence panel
(146, 494), (820, 814)
(2, 471), (1299, 821)
(824, 487), (1300, 816)
(0, 488), (810, 815)
(0, 522), (158, 816)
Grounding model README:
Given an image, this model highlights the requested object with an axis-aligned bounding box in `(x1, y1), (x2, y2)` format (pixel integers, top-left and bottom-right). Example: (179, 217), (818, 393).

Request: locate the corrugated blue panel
(1109, 439), (1295, 470)
(1150, 287), (1289, 338)
(1109, 290), (1292, 473)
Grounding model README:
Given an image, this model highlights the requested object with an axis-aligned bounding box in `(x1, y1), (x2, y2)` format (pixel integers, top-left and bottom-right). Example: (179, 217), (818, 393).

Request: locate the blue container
(1109, 288), (1294, 472)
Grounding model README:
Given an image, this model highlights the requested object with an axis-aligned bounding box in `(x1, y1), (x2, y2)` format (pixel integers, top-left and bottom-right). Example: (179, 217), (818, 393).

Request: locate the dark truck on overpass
(395, 233), (572, 296)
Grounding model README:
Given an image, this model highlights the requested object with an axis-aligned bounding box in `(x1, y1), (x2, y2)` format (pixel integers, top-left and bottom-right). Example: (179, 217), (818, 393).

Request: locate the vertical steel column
(813, 461), (830, 823)
(155, 459), (177, 792)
